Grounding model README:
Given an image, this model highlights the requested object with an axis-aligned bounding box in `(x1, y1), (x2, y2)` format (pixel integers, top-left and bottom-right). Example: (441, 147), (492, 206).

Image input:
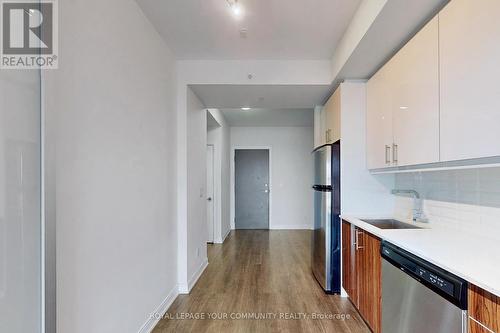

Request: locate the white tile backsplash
(394, 167), (500, 241)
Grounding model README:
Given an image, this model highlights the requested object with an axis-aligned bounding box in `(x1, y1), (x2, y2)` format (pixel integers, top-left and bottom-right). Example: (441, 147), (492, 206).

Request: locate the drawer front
(469, 318), (496, 333)
(468, 285), (500, 333)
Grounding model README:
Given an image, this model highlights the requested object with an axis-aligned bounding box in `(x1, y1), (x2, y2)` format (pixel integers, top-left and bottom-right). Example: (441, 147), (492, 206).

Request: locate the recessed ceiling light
(241, 107), (251, 111)
(232, 4), (242, 16)
(227, 0), (243, 18)
(399, 106), (409, 110)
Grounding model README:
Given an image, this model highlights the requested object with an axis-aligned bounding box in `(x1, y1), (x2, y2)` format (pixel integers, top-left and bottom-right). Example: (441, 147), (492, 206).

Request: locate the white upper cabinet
(314, 105), (324, 148)
(439, 0), (500, 161)
(367, 64), (394, 169)
(314, 87), (341, 148)
(391, 16), (440, 166)
(325, 88), (341, 144)
(366, 17), (439, 169)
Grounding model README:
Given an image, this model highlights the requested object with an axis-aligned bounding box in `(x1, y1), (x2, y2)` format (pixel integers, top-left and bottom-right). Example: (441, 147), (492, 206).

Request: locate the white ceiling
(221, 108), (313, 127)
(136, 0), (362, 60)
(190, 84), (331, 109)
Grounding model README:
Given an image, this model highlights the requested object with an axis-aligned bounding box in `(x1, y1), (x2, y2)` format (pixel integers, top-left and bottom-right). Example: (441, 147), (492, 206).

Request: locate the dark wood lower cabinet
(468, 284), (500, 333)
(342, 220), (381, 333)
(343, 222), (500, 333)
(342, 221), (358, 306)
(469, 319), (495, 333)
(357, 228), (381, 333)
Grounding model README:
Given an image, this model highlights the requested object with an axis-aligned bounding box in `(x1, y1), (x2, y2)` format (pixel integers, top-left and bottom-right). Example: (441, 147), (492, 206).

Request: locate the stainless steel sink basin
(360, 219), (422, 230)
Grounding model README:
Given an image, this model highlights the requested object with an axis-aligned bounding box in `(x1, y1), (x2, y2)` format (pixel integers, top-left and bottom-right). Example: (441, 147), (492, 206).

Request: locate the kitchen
(311, 0), (500, 332)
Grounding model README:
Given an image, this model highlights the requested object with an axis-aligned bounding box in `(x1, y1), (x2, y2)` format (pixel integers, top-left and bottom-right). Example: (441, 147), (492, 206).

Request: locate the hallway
(153, 230), (370, 332)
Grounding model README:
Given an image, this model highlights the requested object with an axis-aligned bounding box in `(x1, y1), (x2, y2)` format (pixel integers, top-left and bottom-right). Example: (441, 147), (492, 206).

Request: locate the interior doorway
(206, 144), (215, 243)
(234, 149), (270, 229)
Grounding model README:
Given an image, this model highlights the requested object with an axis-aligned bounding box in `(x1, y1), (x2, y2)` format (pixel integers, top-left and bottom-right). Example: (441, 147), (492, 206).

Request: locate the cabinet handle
(385, 145), (391, 164)
(355, 230), (364, 250)
(325, 130), (329, 143)
(326, 129), (332, 143)
(393, 143), (398, 164)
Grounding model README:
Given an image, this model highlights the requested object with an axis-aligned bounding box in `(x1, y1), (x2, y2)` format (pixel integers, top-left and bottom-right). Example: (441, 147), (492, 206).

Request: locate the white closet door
(0, 69), (42, 332)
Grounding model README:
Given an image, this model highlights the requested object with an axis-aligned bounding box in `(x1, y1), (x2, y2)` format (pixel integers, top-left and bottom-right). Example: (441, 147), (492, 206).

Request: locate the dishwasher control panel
(416, 267), (454, 296)
(381, 242), (467, 309)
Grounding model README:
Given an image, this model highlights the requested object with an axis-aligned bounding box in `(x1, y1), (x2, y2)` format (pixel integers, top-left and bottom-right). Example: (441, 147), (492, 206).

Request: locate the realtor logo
(1, 0), (58, 69)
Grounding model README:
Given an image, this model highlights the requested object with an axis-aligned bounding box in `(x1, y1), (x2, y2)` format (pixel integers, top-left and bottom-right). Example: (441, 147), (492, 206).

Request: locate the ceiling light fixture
(226, 0), (243, 18)
(241, 107), (251, 111)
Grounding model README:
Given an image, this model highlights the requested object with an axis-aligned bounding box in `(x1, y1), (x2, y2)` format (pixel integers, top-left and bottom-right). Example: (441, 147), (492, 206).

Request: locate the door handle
(393, 143), (398, 164)
(385, 145), (391, 164)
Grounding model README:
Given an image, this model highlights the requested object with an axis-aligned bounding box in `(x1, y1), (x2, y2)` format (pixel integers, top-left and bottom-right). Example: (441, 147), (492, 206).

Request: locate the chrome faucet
(391, 189), (428, 223)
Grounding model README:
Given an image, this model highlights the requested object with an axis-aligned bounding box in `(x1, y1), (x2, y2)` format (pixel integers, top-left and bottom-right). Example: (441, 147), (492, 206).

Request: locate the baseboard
(214, 228), (231, 244)
(222, 227), (231, 242)
(177, 282), (189, 294)
(138, 285), (178, 333)
(178, 258), (208, 295)
(270, 224), (313, 230)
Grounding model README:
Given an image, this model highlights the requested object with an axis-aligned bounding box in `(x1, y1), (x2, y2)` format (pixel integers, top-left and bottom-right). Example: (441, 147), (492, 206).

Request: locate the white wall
(178, 60), (333, 85)
(207, 110), (231, 243)
(339, 82), (395, 216)
(43, 0), (178, 332)
(230, 127), (314, 230)
(183, 88), (208, 293)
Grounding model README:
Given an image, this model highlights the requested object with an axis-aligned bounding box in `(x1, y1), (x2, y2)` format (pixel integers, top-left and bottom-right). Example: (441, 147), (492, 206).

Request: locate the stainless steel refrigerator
(311, 142), (340, 293)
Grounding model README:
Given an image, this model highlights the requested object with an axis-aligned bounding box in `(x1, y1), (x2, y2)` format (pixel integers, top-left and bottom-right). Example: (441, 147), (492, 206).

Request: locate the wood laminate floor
(153, 230), (370, 333)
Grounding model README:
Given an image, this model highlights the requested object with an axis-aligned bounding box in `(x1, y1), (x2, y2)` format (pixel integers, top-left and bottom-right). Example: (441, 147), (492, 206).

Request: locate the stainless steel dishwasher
(381, 241), (468, 333)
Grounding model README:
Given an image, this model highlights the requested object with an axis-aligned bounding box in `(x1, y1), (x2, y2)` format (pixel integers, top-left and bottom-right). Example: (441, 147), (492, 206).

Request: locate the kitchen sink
(360, 219), (422, 230)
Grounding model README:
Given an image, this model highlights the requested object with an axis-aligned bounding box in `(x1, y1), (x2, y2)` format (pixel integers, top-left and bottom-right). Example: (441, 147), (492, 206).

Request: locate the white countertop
(341, 215), (500, 298)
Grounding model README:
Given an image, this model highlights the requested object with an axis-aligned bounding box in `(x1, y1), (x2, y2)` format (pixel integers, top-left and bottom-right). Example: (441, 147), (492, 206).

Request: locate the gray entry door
(235, 149), (270, 229)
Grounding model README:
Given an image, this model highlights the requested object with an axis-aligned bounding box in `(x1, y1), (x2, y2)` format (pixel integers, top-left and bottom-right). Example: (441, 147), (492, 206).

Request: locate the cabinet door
(468, 319), (493, 333)
(313, 106), (323, 148)
(341, 221), (351, 296)
(319, 104), (327, 145)
(357, 229), (382, 333)
(350, 226), (360, 307)
(440, 0), (500, 161)
(324, 87), (341, 143)
(468, 284), (499, 333)
(342, 221), (358, 305)
(367, 64), (394, 169)
(391, 16), (440, 166)
(325, 88), (341, 143)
